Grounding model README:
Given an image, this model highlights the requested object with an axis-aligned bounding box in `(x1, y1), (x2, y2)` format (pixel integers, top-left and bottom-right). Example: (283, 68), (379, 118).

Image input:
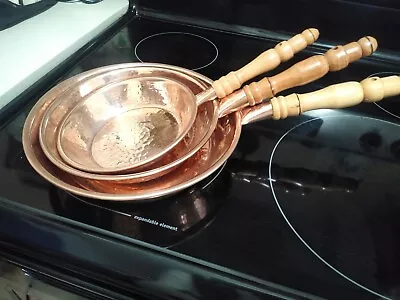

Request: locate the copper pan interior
(55, 75), (198, 174)
(22, 66), (242, 201)
(39, 65), (218, 180)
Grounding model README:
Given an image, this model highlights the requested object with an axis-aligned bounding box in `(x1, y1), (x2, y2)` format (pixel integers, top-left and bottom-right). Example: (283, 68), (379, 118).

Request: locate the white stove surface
(0, 0), (129, 110)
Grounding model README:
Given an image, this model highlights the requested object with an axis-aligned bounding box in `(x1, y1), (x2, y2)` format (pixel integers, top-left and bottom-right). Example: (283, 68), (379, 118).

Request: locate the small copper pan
(23, 72), (400, 201)
(50, 28), (320, 174)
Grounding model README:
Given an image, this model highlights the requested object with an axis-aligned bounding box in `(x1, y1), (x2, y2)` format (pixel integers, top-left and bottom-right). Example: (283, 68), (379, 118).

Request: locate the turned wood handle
(270, 75), (400, 120)
(212, 28), (319, 98)
(241, 36), (378, 106)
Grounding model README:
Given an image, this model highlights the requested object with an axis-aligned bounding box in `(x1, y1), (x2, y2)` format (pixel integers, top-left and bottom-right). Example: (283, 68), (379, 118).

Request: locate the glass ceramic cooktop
(1, 16), (400, 299)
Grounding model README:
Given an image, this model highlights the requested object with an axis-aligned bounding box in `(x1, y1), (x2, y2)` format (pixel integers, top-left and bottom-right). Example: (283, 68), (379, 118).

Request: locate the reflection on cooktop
(269, 114), (400, 299)
(229, 159), (359, 195)
(48, 165), (230, 248)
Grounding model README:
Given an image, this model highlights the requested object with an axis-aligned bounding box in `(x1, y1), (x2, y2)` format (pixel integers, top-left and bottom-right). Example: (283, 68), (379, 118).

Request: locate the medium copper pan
(39, 64), (217, 181)
(50, 28), (320, 174)
(23, 72), (400, 201)
(37, 35), (378, 185)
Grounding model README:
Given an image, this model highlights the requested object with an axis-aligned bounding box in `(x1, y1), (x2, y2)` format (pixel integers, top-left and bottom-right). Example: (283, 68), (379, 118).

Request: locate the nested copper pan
(37, 63), (218, 183)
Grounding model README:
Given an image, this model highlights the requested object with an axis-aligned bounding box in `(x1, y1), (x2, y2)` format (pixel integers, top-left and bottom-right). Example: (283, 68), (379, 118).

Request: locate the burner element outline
(134, 31), (219, 71)
(268, 114), (395, 300)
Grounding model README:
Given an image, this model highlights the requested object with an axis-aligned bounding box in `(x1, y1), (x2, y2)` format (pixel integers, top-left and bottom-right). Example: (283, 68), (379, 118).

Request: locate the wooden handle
(241, 36), (378, 106)
(212, 28), (319, 98)
(270, 75), (400, 120)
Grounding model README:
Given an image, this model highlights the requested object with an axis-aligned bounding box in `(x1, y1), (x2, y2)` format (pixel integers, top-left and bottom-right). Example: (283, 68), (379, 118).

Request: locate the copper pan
(50, 29), (320, 174)
(23, 73), (400, 201)
(37, 63), (219, 183)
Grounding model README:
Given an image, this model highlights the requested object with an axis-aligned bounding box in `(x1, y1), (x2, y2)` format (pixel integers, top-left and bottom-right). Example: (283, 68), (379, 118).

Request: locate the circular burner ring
(268, 114), (395, 300)
(134, 32), (219, 71)
(369, 71), (400, 120)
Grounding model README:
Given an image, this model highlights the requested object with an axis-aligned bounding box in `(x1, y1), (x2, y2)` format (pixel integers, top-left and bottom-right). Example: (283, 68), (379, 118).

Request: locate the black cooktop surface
(1, 16), (400, 299)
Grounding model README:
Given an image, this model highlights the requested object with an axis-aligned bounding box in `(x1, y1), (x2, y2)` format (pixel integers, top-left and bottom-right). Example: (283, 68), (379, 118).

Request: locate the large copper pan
(68, 73), (400, 199)
(45, 28), (319, 175)
(23, 70), (400, 201)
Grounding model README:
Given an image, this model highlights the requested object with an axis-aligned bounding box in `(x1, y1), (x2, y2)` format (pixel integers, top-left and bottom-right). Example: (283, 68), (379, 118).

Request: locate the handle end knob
(324, 35), (378, 71)
(361, 75), (400, 102)
(358, 36), (378, 56)
(305, 28), (320, 44)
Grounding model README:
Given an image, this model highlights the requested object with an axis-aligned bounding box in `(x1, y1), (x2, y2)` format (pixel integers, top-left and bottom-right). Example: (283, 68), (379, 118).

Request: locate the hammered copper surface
(56, 76), (197, 174)
(37, 63), (222, 183)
